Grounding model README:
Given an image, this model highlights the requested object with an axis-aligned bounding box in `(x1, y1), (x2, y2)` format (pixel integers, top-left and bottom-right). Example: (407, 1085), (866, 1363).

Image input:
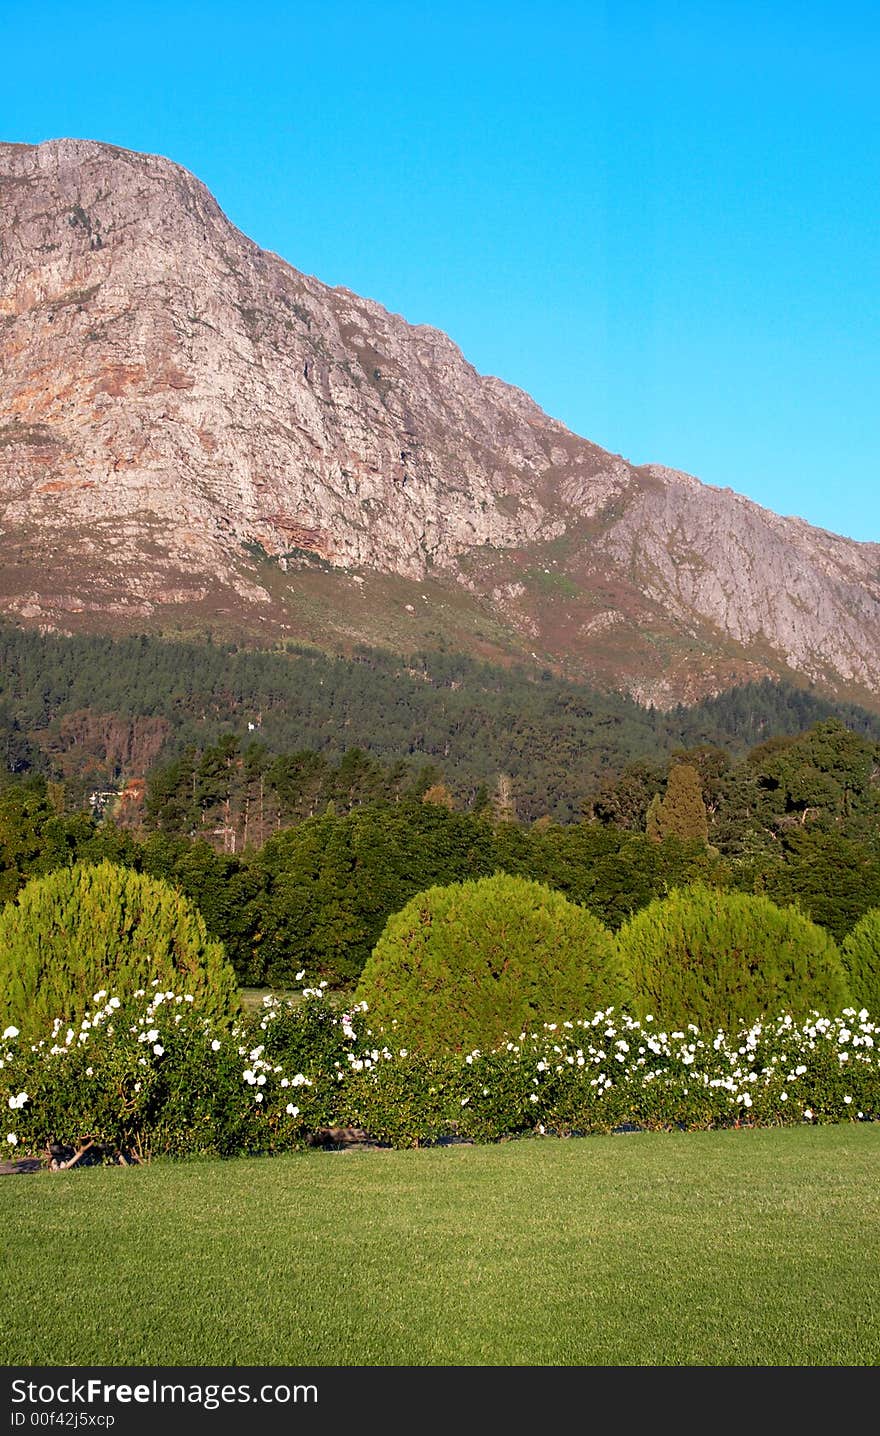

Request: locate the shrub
(0, 861), (238, 1041)
(617, 884), (850, 1032)
(2, 991), (877, 1159)
(842, 910), (880, 1018)
(354, 873), (625, 1057)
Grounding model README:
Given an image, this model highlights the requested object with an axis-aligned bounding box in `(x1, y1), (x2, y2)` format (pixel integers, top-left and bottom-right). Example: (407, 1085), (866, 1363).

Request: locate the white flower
(256, 1074), (266, 1086)
(804, 1108), (813, 1120)
(152, 1043), (164, 1056)
(844, 1095), (853, 1104)
(285, 1103), (299, 1116)
(6, 1133), (17, 1145)
(211, 1040), (221, 1052)
(85, 1067), (93, 1077)
(255, 1092), (264, 1103)
(529, 1093), (539, 1102)
(146, 1029), (159, 1044)
(3, 1026), (19, 1040)
(295, 970), (305, 981)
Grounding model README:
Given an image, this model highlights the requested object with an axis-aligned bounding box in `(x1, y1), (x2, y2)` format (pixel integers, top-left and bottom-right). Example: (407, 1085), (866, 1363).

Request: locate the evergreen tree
(645, 764), (708, 844)
(0, 861), (239, 1040)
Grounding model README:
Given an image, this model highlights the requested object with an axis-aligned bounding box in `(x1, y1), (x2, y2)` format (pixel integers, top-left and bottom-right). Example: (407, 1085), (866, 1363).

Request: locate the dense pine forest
(1, 625), (879, 989)
(2, 624), (879, 820)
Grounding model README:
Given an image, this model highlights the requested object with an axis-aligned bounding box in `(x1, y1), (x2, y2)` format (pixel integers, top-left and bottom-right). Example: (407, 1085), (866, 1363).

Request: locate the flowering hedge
(2, 981), (877, 1158)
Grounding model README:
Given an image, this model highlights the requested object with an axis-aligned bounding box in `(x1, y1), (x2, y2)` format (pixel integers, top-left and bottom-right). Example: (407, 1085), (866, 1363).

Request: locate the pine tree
(645, 764), (708, 844)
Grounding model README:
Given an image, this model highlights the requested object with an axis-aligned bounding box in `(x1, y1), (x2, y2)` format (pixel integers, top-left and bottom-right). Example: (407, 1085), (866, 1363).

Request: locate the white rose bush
(1, 979), (877, 1159)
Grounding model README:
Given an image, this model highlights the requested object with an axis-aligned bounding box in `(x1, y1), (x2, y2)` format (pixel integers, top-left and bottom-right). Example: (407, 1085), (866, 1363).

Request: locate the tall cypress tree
(646, 764), (709, 844)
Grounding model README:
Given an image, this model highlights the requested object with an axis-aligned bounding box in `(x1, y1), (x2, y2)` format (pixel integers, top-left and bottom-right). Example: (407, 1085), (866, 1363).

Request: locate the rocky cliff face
(1, 137), (878, 705)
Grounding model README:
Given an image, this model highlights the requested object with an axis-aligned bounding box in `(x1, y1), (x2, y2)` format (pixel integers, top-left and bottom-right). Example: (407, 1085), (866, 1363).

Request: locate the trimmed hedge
(354, 873), (624, 1057)
(3, 989), (877, 1159)
(616, 884), (850, 1032)
(842, 910), (880, 1018)
(0, 861), (238, 1040)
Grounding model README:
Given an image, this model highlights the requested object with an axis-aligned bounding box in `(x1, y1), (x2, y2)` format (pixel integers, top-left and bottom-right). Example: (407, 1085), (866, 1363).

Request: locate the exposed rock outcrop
(1, 138), (878, 704)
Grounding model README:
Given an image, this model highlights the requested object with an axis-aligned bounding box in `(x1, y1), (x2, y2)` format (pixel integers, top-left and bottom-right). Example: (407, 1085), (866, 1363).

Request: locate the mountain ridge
(1, 137), (878, 707)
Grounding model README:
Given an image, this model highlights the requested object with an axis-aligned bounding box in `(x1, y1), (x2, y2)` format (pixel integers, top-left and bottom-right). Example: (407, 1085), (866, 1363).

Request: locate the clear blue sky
(3, 1), (878, 541)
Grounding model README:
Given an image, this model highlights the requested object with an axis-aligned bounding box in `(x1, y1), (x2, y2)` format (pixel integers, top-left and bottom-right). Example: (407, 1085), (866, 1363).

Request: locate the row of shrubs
(1, 863), (878, 1058)
(358, 873), (873, 1056)
(2, 985), (877, 1157)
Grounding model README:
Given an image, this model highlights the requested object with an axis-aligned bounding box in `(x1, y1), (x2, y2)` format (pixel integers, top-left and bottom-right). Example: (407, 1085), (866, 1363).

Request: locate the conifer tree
(0, 861), (238, 1040)
(645, 764), (708, 844)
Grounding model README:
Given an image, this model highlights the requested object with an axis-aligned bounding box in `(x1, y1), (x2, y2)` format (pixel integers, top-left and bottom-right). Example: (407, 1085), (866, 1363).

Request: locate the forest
(1, 622), (878, 989)
(2, 624), (879, 821)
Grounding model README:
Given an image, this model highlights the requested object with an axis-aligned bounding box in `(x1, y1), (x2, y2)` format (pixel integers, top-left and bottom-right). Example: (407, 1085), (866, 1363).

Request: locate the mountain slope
(1, 137), (878, 705)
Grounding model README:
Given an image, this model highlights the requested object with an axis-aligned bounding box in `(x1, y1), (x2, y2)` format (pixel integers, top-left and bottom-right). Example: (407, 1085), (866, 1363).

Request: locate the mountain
(1, 137), (878, 707)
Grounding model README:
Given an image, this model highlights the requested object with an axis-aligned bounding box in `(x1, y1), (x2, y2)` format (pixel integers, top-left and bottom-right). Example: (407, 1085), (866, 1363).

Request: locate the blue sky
(2, 1), (878, 541)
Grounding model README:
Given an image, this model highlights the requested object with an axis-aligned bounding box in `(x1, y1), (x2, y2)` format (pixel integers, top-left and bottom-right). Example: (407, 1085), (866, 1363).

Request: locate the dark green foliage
(0, 779), (136, 905)
(355, 874), (624, 1056)
(251, 804), (500, 985)
(3, 624), (879, 825)
(747, 720), (880, 833)
(138, 834), (264, 981)
(617, 885), (850, 1032)
(1, 616), (879, 990)
(0, 861), (239, 1040)
(842, 910), (880, 1018)
(745, 830), (880, 943)
(250, 803), (721, 986)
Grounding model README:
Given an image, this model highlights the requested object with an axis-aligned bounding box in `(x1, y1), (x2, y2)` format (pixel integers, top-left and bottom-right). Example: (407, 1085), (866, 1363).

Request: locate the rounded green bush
(617, 883), (850, 1032)
(842, 910), (880, 1018)
(0, 861), (239, 1040)
(354, 873), (625, 1057)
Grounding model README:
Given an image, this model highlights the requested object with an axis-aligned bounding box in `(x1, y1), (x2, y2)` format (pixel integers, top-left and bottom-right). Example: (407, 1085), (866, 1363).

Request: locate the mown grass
(2, 1125), (879, 1366)
(238, 986), (353, 1013)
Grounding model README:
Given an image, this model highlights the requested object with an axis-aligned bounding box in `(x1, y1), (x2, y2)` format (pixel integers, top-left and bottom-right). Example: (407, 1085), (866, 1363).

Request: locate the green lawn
(3, 1125), (879, 1366)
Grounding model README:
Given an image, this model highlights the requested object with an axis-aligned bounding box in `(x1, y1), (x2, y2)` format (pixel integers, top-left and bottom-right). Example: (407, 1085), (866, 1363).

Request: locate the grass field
(3, 1125), (879, 1366)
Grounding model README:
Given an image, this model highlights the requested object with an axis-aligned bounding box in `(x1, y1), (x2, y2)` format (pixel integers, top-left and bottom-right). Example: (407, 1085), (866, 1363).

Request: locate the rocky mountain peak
(1, 138), (878, 706)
